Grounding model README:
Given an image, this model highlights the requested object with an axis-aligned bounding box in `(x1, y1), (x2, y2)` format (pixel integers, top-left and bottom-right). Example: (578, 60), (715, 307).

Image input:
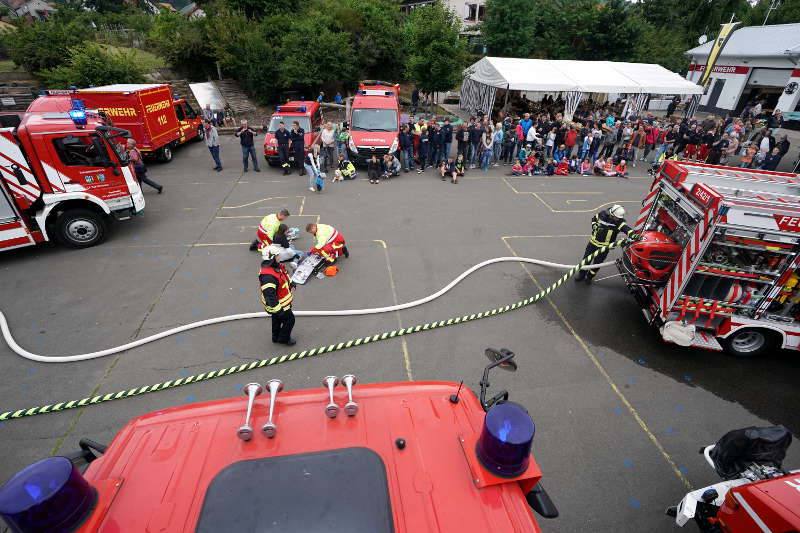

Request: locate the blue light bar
(476, 401), (535, 478)
(70, 99), (85, 111)
(68, 109), (87, 126)
(0, 456), (96, 532)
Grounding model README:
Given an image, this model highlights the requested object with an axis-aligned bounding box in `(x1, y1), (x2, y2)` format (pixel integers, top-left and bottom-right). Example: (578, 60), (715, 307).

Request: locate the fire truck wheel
(195, 125), (204, 142)
(55, 209), (107, 248)
(721, 328), (778, 358)
(159, 146), (173, 162)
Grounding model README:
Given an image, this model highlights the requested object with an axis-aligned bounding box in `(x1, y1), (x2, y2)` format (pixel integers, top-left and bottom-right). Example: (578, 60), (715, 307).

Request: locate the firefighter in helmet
(250, 208), (290, 251)
(575, 204), (636, 284)
(260, 245), (296, 346)
(306, 222), (348, 263)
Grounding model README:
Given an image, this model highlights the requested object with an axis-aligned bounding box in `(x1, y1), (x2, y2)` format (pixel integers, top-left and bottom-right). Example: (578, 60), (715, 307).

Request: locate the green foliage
(147, 10), (212, 71)
(0, 20), (85, 73)
(482, 0), (538, 57)
(38, 42), (146, 88)
(404, 3), (470, 93)
(743, 0), (800, 26)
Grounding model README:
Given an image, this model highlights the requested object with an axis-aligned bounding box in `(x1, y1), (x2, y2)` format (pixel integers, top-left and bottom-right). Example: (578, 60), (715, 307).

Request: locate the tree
(1, 20), (85, 73)
(38, 43), (145, 88)
(403, 4), (470, 93)
(147, 10), (212, 75)
(743, 0), (800, 25)
(482, 0), (538, 57)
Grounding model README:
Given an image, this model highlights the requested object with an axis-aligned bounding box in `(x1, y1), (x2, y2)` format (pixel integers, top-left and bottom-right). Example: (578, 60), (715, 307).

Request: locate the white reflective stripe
(732, 492), (772, 533)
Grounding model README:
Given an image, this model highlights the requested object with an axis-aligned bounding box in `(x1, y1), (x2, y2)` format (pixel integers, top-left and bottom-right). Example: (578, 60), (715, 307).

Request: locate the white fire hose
(0, 257), (615, 364)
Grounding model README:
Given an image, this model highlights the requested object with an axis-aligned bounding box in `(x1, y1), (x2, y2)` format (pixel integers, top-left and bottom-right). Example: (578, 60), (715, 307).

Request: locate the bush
(1, 20), (85, 73)
(38, 43), (146, 89)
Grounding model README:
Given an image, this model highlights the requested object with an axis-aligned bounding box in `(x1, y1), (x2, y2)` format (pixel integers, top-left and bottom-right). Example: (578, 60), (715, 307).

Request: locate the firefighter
(289, 120), (305, 175)
(575, 204), (636, 284)
(249, 208), (290, 251)
(260, 245), (296, 346)
(306, 222), (348, 263)
(275, 121), (292, 175)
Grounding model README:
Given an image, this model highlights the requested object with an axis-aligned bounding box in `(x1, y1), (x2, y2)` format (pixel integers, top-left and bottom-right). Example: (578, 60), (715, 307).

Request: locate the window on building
(478, 5), (485, 20)
(466, 3), (477, 21)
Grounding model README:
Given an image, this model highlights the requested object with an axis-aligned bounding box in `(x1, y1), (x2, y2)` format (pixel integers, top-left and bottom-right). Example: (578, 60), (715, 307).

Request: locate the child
(517, 143), (530, 164)
(334, 153), (356, 181)
(367, 154), (381, 184)
(739, 144), (756, 168)
(452, 153), (466, 183)
(593, 157), (605, 176)
(603, 158), (615, 176)
(569, 156), (579, 174)
(580, 158), (592, 175)
(545, 158), (556, 176)
(754, 148), (768, 169)
(526, 152), (537, 170)
(511, 161), (525, 176)
(615, 159), (629, 178)
(439, 157), (451, 181)
(555, 157), (569, 175)
(382, 154), (401, 179)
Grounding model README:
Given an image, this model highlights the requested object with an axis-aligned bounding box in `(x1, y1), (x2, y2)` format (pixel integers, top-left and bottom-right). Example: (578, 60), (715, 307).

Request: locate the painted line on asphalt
(501, 176), (641, 213)
(502, 236), (693, 490)
(374, 239), (413, 381)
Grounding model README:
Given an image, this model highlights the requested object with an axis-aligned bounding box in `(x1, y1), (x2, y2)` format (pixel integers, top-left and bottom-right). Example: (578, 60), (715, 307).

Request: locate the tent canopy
(465, 57), (702, 95)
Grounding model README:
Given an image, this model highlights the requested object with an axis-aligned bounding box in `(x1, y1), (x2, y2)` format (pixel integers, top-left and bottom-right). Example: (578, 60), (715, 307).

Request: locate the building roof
(685, 23), (800, 59)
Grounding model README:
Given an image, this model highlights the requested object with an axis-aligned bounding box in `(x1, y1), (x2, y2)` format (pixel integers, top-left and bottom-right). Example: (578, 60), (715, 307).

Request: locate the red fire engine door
(0, 181), (35, 251)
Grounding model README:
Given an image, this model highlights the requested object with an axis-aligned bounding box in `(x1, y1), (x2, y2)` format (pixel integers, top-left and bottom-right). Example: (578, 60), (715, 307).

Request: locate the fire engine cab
(618, 160), (800, 357)
(0, 349), (559, 532)
(263, 100), (322, 165)
(0, 95), (144, 253)
(347, 81), (400, 165)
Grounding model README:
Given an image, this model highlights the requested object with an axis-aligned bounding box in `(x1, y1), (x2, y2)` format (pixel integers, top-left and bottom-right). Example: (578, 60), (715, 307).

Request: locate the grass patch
(101, 45), (166, 71)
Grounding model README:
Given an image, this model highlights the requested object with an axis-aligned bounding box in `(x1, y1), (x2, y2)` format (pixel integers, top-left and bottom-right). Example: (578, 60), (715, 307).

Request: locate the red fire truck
(263, 100), (322, 165)
(76, 84), (203, 162)
(618, 160), (800, 357)
(347, 81), (401, 165)
(0, 95), (144, 252)
(0, 349), (560, 532)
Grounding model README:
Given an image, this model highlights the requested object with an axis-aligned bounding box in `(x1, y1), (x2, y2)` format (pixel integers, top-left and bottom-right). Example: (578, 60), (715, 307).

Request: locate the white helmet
(609, 204), (626, 219)
(261, 244), (283, 261)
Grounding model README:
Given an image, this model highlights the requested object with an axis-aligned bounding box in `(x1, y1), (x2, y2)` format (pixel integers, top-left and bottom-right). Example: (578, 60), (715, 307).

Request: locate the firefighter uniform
(275, 128), (292, 174)
(575, 206), (636, 283)
(289, 127), (305, 174)
(260, 259), (295, 345)
(311, 223), (348, 263)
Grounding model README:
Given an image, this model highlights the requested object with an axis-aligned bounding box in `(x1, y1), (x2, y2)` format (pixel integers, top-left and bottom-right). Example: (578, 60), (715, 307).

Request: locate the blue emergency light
(476, 401), (535, 478)
(0, 456), (96, 533)
(68, 100), (87, 126)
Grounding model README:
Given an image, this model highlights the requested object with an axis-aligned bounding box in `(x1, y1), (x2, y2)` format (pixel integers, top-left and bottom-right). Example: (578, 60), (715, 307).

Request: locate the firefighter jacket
(289, 128), (305, 147)
(337, 159), (356, 178)
(257, 213), (281, 246)
(312, 223), (338, 251)
(275, 128), (291, 146)
(260, 262), (293, 314)
(590, 209), (635, 247)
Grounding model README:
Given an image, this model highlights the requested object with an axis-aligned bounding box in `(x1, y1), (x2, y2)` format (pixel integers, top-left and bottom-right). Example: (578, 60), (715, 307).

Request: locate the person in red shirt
(643, 123), (660, 162)
(564, 125), (578, 158)
(126, 138), (163, 193)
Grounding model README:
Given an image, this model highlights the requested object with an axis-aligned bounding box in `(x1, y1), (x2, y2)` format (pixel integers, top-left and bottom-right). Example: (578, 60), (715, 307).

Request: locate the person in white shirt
(319, 122), (336, 172)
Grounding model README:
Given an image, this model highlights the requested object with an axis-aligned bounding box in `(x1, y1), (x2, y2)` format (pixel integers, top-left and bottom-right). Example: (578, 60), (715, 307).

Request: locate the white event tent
(461, 57), (703, 120)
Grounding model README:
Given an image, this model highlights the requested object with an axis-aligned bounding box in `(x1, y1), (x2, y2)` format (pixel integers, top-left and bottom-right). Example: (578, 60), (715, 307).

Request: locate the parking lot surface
(1, 136), (799, 532)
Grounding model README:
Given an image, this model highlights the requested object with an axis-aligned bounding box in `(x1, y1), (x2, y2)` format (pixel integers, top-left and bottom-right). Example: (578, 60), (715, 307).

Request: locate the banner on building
(698, 22), (740, 88)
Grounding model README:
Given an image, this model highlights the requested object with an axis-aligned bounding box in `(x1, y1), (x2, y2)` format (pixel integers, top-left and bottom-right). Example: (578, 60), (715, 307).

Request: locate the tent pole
(503, 84), (510, 112)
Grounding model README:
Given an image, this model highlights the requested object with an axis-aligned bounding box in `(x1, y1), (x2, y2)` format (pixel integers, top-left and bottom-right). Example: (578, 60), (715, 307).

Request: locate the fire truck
(0, 349), (560, 532)
(347, 81), (401, 165)
(263, 100), (322, 165)
(75, 84), (203, 162)
(0, 95), (144, 253)
(618, 160), (800, 357)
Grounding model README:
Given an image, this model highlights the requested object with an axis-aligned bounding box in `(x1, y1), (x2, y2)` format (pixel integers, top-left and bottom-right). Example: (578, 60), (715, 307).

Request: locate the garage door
(748, 68), (791, 87)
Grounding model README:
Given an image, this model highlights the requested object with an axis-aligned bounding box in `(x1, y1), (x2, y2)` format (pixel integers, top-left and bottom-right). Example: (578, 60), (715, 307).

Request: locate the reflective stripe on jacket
(590, 210), (634, 247)
(260, 264), (292, 314)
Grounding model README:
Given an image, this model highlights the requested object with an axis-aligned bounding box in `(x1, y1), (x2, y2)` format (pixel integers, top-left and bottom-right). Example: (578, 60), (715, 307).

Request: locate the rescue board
(291, 254), (323, 285)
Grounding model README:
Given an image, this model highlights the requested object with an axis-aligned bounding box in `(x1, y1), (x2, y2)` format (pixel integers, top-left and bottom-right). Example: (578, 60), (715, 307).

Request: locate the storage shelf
(697, 262), (781, 278)
(713, 240), (796, 255)
(694, 269), (775, 284)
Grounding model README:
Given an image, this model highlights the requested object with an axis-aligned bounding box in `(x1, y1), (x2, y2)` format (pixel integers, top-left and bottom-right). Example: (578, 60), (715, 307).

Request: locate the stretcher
(291, 253), (324, 285)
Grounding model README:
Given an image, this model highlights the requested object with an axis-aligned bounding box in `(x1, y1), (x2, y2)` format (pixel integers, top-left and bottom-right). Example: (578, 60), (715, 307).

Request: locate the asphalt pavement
(1, 136), (799, 532)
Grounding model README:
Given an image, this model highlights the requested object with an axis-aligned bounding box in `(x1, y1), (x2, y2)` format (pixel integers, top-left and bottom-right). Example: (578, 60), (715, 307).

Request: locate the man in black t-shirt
(235, 119), (260, 172)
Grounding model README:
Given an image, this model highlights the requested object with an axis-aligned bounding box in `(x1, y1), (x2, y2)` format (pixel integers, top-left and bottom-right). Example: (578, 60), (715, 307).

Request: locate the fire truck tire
(55, 209), (107, 249)
(721, 328), (779, 358)
(194, 125), (204, 142)
(159, 145), (173, 162)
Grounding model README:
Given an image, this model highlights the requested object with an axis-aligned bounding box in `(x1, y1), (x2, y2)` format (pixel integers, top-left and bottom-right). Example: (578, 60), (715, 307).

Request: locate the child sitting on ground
(615, 159), (629, 178)
(517, 144), (530, 164)
(555, 157), (569, 175)
(569, 156), (579, 173)
(511, 161), (525, 176)
(334, 153), (356, 181)
(545, 158), (556, 176)
(580, 158), (592, 175)
(603, 158), (615, 176)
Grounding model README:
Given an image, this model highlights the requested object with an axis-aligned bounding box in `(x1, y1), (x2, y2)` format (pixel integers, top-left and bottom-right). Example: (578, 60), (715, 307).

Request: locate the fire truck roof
(22, 96), (105, 131)
(78, 84), (167, 93)
(79, 382), (542, 532)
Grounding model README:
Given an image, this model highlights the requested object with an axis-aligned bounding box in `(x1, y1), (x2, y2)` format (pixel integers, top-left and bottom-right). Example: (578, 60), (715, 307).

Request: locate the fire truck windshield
(350, 109), (397, 132)
(267, 116), (310, 132)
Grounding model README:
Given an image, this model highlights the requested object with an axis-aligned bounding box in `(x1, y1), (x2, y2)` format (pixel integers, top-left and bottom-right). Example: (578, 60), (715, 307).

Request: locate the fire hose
(0, 240), (625, 421)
